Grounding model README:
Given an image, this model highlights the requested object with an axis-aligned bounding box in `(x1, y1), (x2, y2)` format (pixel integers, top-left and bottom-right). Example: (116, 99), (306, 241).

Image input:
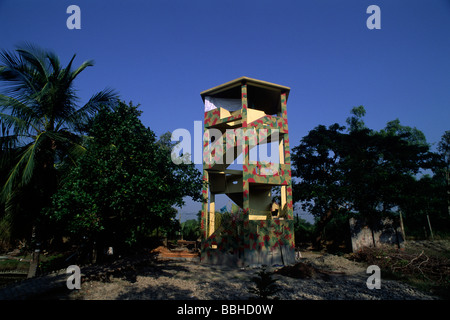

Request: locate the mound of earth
(150, 246), (199, 259)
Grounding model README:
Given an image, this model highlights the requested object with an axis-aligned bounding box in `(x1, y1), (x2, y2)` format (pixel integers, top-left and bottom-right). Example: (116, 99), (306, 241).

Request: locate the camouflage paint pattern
(200, 170), (209, 240)
(200, 80), (295, 265)
(204, 109), (242, 129)
(201, 218), (295, 266)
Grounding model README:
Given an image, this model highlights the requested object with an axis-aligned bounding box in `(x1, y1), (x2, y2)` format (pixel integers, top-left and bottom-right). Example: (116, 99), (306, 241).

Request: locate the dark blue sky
(1, 0), (450, 222)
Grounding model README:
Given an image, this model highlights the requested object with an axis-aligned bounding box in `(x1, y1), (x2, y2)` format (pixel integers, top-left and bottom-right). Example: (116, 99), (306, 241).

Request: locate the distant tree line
(176, 108), (450, 252)
(291, 106), (450, 248)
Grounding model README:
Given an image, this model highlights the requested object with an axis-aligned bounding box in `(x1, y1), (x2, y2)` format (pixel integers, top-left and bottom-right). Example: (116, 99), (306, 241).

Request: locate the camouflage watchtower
(200, 77), (295, 266)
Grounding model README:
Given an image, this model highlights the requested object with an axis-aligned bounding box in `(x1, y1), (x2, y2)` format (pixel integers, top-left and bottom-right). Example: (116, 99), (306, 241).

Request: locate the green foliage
(248, 265), (280, 300)
(291, 122), (348, 218)
(292, 106), (441, 245)
(0, 256), (29, 272)
(437, 130), (450, 219)
(294, 215), (314, 244)
(396, 130), (450, 239)
(346, 105), (367, 132)
(400, 174), (450, 239)
(321, 212), (352, 253)
(380, 119), (428, 148)
(0, 44), (117, 199)
(0, 212), (12, 250)
(0, 44), (117, 244)
(181, 219), (200, 241)
(44, 101), (202, 248)
(438, 130), (450, 166)
(38, 253), (68, 274)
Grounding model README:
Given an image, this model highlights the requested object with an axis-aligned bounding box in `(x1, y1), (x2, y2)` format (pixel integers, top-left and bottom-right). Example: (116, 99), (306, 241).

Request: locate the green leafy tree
(291, 123), (349, 248)
(397, 131), (450, 239)
(0, 44), (117, 243)
(344, 127), (431, 217)
(438, 130), (450, 218)
(345, 105), (367, 132)
(380, 119), (428, 147)
(45, 102), (202, 252)
(292, 107), (434, 248)
(399, 174), (448, 238)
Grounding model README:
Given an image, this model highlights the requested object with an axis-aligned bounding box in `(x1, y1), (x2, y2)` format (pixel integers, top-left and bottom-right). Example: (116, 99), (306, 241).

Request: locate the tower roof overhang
(200, 76), (290, 101)
(200, 77), (290, 115)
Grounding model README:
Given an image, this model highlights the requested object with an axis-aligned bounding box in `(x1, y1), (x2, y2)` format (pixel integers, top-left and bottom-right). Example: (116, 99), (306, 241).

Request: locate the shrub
(248, 265), (281, 300)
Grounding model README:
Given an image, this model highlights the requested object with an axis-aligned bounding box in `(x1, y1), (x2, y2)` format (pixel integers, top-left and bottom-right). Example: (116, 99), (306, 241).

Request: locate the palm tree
(0, 43), (118, 245)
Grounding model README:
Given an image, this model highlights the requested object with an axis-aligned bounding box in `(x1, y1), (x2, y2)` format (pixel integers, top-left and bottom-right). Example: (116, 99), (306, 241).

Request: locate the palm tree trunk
(27, 139), (56, 272)
(27, 225), (40, 278)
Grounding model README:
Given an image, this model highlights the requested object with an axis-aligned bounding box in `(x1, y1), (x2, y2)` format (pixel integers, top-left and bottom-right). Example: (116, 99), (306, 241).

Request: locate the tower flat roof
(200, 76), (290, 102)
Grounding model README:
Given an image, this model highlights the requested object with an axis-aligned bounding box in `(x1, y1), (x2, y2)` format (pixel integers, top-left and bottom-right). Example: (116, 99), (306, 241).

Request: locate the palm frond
(70, 59), (94, 81)
(45, 49), (62, 76)
(1, 142), (36, 201)
(46, 130), (86, 161)
(0, 129), (53, 200)
(16, 44), (50, 83)
(0, 94), (44, 130)
(0, 134), (19, 151)
(0, 112), (34, 138)
(0, 44), (118, 207)
(0, 50), (39, 97)
(57, 88), (118, 132)
(59, 54), (76, 82)
(62, 141), (87, 166)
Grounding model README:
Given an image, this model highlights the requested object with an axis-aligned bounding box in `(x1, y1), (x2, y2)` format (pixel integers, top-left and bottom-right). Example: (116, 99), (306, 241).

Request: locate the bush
(181, 219), (200, 241)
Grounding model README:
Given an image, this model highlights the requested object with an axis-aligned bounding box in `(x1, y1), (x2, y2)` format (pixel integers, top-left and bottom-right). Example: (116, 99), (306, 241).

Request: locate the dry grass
(350, 241), (450, 298)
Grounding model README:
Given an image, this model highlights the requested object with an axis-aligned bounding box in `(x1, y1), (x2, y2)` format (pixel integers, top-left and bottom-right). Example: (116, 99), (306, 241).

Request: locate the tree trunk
(426, 214), (434, 240)
(446, 169), (450, 217)
(399, 211), (406, 242)
(27, 225), (40, 278)
(312, 209), (334, 250)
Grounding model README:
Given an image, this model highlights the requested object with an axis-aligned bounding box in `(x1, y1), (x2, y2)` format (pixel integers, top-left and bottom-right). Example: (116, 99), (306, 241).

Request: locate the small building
(200, 77), (295, 267)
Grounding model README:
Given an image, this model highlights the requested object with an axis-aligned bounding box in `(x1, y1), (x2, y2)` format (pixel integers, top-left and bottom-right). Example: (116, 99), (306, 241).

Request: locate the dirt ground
(55, 242), (445, 300)
(1, 240), (447, 300)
